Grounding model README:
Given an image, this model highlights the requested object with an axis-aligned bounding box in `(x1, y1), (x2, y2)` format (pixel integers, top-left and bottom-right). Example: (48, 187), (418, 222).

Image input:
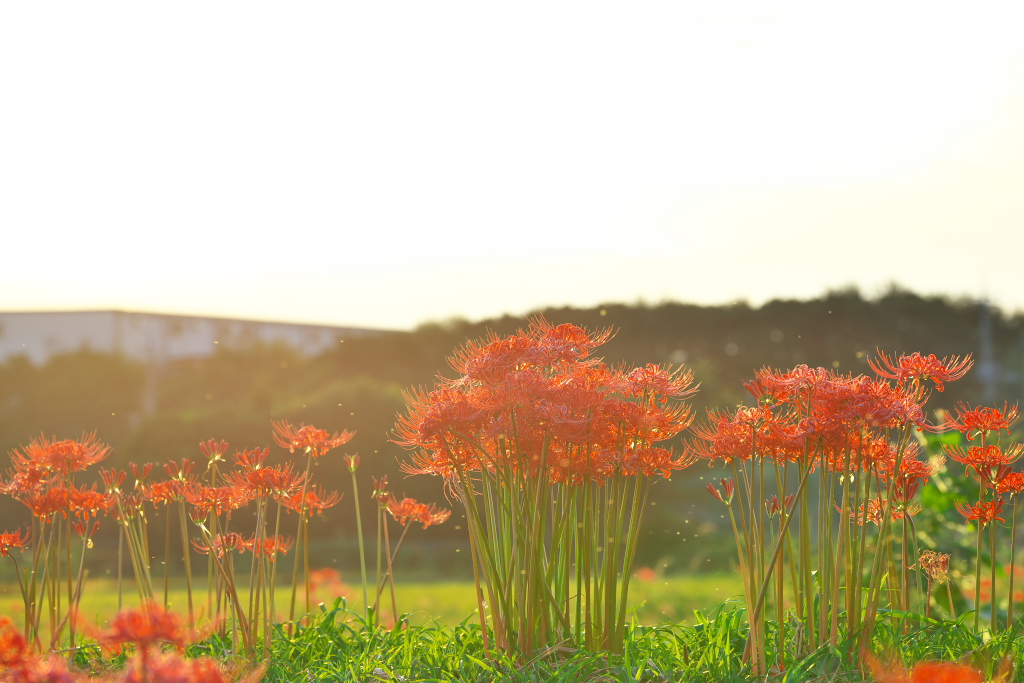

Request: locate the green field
(0, 572), (744, 629)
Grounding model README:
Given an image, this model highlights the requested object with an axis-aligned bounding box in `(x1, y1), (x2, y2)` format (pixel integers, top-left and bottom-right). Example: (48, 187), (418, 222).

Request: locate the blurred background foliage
(2, 286), (1022, 582)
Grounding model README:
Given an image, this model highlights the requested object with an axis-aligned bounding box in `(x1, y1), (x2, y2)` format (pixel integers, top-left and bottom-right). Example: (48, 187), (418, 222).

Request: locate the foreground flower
(864, 650), (1010, 683)
(0, 617), (78, 683)
(97, 601), (194, 653)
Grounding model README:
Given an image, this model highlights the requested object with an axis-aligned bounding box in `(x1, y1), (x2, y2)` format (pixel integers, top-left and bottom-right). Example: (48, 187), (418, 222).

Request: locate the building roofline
(0, 309), (401, 333)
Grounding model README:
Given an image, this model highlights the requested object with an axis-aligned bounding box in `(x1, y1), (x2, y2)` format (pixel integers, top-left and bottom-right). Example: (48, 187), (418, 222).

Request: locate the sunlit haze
(3, 1), (1023, 330)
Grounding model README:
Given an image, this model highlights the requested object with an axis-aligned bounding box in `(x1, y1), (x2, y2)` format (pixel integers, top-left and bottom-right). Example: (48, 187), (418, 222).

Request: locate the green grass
(7, 575), (1024, 681)
(0, 572), (744, 629)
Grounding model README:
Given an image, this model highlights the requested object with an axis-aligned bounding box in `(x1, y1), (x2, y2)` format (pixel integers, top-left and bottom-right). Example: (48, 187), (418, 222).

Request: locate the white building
(0, 310), (385, 365)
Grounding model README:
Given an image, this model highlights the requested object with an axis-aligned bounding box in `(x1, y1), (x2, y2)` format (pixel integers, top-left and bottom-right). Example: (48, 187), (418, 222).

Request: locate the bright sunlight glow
(2, 1), (1023, 329)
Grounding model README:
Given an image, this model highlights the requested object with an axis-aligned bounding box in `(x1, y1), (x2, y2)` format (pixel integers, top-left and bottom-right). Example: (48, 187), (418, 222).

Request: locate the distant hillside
(1, 286), (1021, 575)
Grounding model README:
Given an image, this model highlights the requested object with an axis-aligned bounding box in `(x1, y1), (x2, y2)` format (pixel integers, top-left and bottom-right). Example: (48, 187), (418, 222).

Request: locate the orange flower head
(193, 531), (251, 558)
(0, 529), (30, 557)
(141, 479), (180, 505)
(868, 351), (973, 393)
(281, 486), (342, 515)
(916, 549), (952, 584)
(233, 447), (269, 472)
(942, 402), (1020, 440)
(864, 651), (993, 683)
(183, 484), (251, 518)
(955, 498), (1006, 526)
(9, 431), (110, 478)
(272, 420), (355, 458)
(0, 616), (30, 669)
(199, 438), (230, 464)
(97, 602), (194, 653)
(383, 494), (452, 529)
(997, 470), (1024, 496)
(248, 534), (294, 559)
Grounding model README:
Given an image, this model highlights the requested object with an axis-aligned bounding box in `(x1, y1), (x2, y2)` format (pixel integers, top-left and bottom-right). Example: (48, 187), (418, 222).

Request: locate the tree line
(1, 285), (1021, 574)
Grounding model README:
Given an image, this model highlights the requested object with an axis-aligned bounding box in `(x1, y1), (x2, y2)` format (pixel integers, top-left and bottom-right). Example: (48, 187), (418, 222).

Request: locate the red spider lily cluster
(394, 317), (698, 654)
(937, 401), (1024, 632)
(0, 420), (370, 660)
(693, 352), (974, 672)
(396, 317), (697, 485)
(0, 432), (118, 649)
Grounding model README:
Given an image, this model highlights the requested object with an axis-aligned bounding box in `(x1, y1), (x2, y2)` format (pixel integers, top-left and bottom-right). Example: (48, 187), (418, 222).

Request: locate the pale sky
(2, 1), (1023, 330)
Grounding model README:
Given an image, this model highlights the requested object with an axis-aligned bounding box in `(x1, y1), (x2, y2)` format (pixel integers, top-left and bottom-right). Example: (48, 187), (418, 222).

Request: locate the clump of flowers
(694, 353), (971, 672)
(394, 317), (697, 654)
(2, 432), (113, 650)
(0, 606), (265, 683)
(864, 649), (1010, 683)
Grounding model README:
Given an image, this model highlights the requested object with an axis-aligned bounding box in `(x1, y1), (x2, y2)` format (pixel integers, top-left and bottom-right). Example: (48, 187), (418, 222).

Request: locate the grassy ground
(8, 574), (1021, 681)
(0, 572), (744, 629)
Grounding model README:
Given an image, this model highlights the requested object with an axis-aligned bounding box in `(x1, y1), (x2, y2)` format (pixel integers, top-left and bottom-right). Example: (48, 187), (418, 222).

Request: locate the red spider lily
(248, 534), (294, 558)
(344, 453), (360, 472)
(850, 498), (920, 526)
(97, 601), (195, 652)
(765, 493), (795, 516)
(309, 567), (349, 600)
(0, 616), (30, 669)
(915, 550), (952, 584)
(8, 432), (111, 479)
(747, 364), (832, 404)
(943, 444), (1023, 478)
(0, 616), (79, 682)
(955, 499), (1006, 526)
(997, 470), (1024, 496)
(707, 478), (735, 504)
(225, 461), (305, 498)
(126, 650), (244, 683)
(182, 484), (251, 518)
(142, 479), (182, 505)
(881, 450), (943, 501)
(942, 402), (1020, 441)
(0, 468), (49, 498)
(383, 495), (451, 529)
(130, 462), (154, 482)
(371, 475), (390, 502)
(164, 458), (196, 483)
(68, 485), (111, 519)
(233, 447), (270, 472)
(691, 406), (774, 465)
(21, 488), (70, 521)
(272, 421), (355, 459)
(865, 654), (987, 683)
(100, 468), (127, 493)
(192, 531), (250, 558)
(280, 486), (342, 515)
(868, 351), (973, 393)
(199, 438), (230, 464)
(0, 529), (29, 557)
(393, 386), (486, 456)
(619, 363), (698, 400)
(620, 445), (696, 478)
